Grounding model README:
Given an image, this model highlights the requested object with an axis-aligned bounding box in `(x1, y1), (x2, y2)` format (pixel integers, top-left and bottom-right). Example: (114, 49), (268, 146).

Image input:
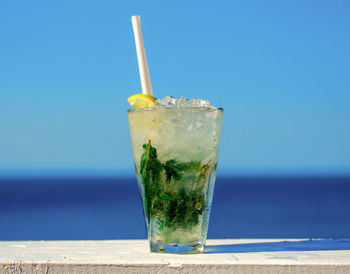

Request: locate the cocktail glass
(128, 104), (223, 253)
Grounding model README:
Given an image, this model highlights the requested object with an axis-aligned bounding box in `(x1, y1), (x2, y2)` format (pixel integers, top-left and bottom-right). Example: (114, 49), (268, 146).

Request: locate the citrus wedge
(127, 94), (157, 108)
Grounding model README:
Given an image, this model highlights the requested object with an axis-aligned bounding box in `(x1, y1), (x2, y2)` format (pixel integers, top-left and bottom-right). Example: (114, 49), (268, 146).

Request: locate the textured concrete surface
(1, 239), (350, 273)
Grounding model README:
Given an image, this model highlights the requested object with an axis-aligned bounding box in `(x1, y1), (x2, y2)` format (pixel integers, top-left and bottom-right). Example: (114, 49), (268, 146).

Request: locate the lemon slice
(127, 94), (157, 108)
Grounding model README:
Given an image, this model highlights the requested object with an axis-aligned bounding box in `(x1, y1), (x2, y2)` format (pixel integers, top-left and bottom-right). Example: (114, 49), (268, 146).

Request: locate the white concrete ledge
(1, 239), (350, 273)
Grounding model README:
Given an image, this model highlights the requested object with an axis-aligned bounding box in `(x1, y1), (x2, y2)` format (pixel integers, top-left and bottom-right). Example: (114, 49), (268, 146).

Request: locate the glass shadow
(205, 239), (350, 253)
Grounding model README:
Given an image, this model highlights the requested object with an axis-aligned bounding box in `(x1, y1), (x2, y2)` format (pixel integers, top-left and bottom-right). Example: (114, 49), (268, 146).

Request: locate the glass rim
(127, 107), (224, 113)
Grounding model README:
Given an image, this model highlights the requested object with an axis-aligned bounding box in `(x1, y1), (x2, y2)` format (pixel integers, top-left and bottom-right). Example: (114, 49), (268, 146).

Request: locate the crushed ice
(155, 96), (216, 109)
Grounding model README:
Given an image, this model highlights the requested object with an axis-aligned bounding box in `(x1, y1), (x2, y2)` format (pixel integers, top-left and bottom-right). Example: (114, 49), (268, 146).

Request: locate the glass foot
(150, 241), (205, 254)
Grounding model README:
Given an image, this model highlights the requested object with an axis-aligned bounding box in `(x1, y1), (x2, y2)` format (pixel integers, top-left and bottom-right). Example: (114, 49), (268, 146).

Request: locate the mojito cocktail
(128, 97), (223, 253)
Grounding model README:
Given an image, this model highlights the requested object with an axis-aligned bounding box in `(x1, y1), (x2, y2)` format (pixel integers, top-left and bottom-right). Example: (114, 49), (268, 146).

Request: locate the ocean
(1, 176), (350, 240)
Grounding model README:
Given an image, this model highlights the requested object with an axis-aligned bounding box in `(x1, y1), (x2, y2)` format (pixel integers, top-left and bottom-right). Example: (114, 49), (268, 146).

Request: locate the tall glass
(128, 105), (223, 253)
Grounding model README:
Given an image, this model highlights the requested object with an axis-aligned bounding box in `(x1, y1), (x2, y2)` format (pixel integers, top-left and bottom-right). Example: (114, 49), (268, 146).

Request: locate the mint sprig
(139, 140), (213, 232)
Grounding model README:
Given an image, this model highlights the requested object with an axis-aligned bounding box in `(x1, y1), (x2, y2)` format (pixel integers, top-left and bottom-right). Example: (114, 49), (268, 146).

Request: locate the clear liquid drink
(128, 98), (223, 253)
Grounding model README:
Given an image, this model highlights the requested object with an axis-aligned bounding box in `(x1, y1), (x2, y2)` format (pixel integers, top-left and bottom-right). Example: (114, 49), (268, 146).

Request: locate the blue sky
(1, 0), (349, 176)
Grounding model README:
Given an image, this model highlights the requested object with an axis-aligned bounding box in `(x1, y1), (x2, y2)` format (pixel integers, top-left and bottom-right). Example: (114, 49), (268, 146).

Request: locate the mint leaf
(140, 140), (163, 220)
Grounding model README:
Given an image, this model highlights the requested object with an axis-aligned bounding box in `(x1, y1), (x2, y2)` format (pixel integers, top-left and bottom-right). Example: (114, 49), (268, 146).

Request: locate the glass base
(150, 241), (205, 254)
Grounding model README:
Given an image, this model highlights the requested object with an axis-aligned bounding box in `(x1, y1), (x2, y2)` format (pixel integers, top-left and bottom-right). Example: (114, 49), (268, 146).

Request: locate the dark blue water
(1, 176), (350, 240)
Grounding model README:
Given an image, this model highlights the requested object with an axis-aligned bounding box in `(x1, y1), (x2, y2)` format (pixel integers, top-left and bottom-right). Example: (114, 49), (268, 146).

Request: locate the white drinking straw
(131, 15), (153, 96)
